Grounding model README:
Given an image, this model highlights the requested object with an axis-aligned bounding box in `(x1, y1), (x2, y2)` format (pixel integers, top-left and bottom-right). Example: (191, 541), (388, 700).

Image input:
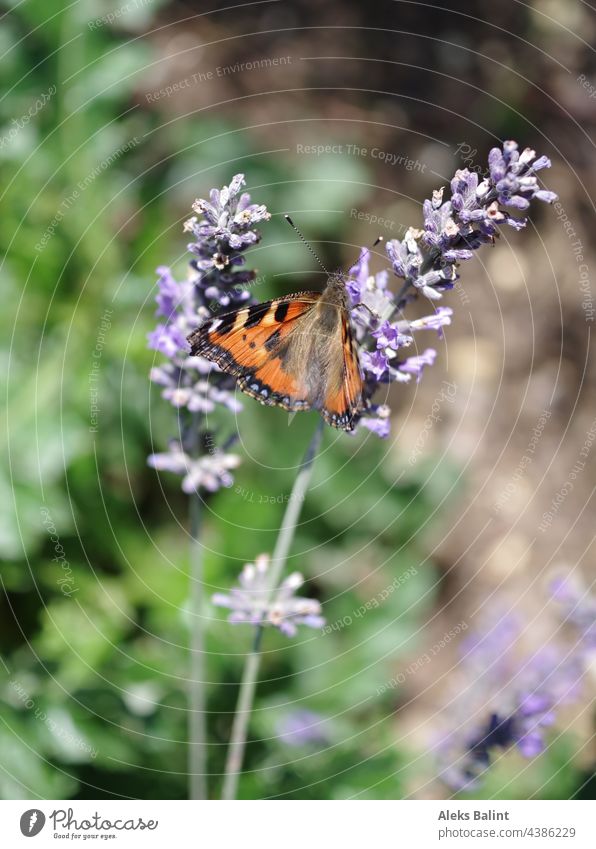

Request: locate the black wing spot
(264, 328), (281, 351)
(215, 312), (237, 335)
(244, 302), (270, 328)
(274, 301), (290, 323)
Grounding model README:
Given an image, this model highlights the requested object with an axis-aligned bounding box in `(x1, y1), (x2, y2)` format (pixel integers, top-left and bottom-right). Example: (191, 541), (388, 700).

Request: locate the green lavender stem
(188, 418), (207, 800)
(221, 419), (325, 800)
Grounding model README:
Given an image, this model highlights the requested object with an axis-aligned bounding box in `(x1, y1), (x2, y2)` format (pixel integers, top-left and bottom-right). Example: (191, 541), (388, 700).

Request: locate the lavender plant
(147, 176), (271, 482)
(147, 176), (272, 799)
(437, 577), (594, 791)
(346, 141), (556, 436)
(212, 553), (325, 636)
(148, 142), (557, 799)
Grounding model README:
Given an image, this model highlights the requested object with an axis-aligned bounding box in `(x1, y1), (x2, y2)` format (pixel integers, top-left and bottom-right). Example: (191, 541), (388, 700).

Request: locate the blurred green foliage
(0, 1), (587, 800)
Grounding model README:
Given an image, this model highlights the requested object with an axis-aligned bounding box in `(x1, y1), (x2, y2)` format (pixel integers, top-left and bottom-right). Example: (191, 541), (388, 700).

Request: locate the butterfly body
(187, 275), (364, 430)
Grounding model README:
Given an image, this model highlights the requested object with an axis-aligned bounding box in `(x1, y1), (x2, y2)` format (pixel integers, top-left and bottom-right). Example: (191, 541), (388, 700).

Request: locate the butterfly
(187, 274), (365, 431)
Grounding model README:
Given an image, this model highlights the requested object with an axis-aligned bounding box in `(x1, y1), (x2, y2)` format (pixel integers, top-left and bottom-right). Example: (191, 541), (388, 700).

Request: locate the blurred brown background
(2, 0), (595, 800)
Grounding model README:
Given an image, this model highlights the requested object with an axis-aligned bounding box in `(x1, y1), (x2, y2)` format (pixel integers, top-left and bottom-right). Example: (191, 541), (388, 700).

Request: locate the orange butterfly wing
(187, 293), (320, 412)
(321, 312), (365, 431)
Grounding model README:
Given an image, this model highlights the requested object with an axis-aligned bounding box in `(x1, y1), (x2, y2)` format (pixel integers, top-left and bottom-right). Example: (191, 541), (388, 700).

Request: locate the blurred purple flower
(147, 174), (270, 492)
(276, 709), (330, 747)
(398, 349), (437, 383)
(148, 440), (240, 493)
(346, 247), (371, 304)
(359, 408), (391, 438)
(360, 349), (390, 381)
(212, 554), (325, 637)
(436, 601), (589, 791)
(147, 323), (189, 359)
(372, 320), (412, 351)
(154, 265), (181, 320)
(409, 306), (453, 336)
(551, 573), (596, 651)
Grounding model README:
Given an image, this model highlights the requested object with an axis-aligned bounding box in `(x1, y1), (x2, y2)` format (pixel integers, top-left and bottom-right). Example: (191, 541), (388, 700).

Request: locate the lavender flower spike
(386, 141), (558, 307)
(212, 554), (325, 637)
(276, 709), (330, 747)
(148, 440), (240, 493)
(147, 175), (271, 492)
(345, 140), (556, 437)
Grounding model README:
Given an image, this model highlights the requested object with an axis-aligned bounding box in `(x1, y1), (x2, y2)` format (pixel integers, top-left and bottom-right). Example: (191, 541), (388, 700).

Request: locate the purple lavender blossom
(358, 405), (391, 438)
(372, 320), (412, 351)
(345, 140), (556, 438)
(436, 601), (588, 791)
(488, 142), (557, 209)
(551, 573), (596, 651)
(148, 440), (240, 493)
(147, 174), (270, 492)
(276, 709), (330, 747)
(212, 554), (325, 637)
(398, 349), (437, 383)
(409, 306), (453, 336)
(360, 349), (391, 381)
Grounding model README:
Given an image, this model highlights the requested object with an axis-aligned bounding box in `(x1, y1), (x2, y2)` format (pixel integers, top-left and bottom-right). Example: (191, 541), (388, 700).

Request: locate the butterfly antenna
(284, 215), (329, 275)
(344, 234), (384, 275)
(346, 234), (386, 321)
(357, 234), (384, 261)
